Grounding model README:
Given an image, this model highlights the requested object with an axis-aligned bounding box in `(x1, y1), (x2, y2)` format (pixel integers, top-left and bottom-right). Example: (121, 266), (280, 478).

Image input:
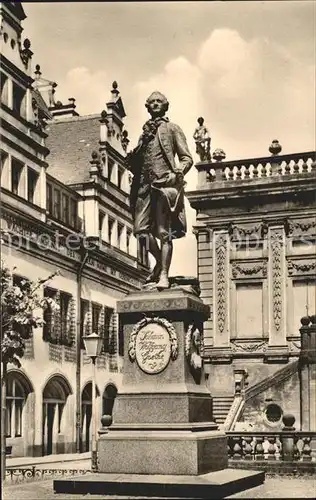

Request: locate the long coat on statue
(127, 120), (193, 239)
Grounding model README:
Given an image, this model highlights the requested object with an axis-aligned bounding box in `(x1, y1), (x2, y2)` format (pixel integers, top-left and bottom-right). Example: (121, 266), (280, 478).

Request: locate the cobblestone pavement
(2, 475), (316, 499)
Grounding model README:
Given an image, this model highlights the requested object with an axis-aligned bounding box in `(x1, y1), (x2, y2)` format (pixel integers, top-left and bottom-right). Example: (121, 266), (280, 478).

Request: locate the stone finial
(111, 81), (119, 99)
(90, 151), (101, 176)
(212, 148), (226, 162)
(68, 97), (76, 106)
(100, 109), (108, 124)
(269, 139), (282, 156)
(121, 129), (130, 152)
(55, 101), (63, 108)
(282, 413), (295, 430)
(34, 64), (42, 79)
(20, 38), (33, 66)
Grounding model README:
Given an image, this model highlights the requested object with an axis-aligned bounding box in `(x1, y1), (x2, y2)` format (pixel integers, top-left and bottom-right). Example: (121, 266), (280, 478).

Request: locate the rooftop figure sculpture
(126, 91), (193, 290)
(193, 117), (211, 161)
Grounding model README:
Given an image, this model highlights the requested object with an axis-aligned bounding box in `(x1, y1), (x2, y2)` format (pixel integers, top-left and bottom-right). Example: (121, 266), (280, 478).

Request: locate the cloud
(53, 29), (315, 277)
(56, 67), (112, 116)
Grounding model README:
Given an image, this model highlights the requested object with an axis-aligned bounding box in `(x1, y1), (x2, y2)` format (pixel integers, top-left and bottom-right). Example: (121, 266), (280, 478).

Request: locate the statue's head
(197, 117), (204, 126)
(145, 91), (169, 118)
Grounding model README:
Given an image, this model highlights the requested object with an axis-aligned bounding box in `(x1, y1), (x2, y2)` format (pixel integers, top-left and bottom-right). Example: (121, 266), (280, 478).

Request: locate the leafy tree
(1, 261), (59, 367)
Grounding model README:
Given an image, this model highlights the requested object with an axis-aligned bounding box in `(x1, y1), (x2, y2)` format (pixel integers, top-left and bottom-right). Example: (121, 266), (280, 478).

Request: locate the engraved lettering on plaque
(128, 316), (178, 374)
(135, 323), (171, 374)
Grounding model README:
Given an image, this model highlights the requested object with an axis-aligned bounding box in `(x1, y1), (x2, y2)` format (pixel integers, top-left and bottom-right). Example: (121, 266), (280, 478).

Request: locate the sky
(22, 1), (315, 276)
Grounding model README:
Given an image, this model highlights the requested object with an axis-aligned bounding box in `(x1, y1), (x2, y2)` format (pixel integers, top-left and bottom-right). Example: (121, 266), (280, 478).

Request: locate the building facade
(187, 145), (316, 431)
(0, 2), (148, 457)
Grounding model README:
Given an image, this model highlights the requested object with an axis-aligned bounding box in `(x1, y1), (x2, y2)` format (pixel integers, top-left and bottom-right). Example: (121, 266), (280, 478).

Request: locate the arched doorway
(81, 382), (100, 452)
(6, 371), (34, 456)
(102, 383), (118, 424)
(42, 375), (72, 456)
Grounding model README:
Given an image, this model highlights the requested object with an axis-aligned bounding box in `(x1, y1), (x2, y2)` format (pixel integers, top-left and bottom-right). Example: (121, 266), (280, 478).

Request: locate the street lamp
(82, 332), (102, 472)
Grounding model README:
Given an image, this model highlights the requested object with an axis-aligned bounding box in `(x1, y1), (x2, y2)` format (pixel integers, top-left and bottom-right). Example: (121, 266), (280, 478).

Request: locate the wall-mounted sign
(128, 317), (178, 374)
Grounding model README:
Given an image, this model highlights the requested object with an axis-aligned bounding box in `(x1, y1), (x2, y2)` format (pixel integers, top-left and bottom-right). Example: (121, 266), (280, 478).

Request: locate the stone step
(53, 469), (265, 498)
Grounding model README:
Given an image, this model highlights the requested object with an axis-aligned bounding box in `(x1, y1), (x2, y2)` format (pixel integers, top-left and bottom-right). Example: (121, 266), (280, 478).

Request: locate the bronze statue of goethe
(126, 91), (193, 289)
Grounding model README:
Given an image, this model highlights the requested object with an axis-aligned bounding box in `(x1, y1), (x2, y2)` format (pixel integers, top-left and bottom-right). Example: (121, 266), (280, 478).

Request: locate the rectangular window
(126, 230), (132, 254)
(117, 167), (124, 190)
(69, 198), (77, 229)
(236, 283), (263, 338)
(108, 219), (114, 245)
(5, 400), (12, 438)
(12, 82), (26, 117)
(46, 184), (53, 214)
(108, 159), (114, 182)
(27, 167), (39, 204)
(43, 287), (57, 342)
(103, 307), (114, 353)
(117, 224), (124, 249)
(61, 194), (69, 225)
(60, 292), (71, 345)
(80, 299), (89, 349)
(92, 303), (102, 335)
(15, 400), (23, 437)
(11, 158), (23, 195)
(53, 189), (61, 219)
(99, 212), (105, 237)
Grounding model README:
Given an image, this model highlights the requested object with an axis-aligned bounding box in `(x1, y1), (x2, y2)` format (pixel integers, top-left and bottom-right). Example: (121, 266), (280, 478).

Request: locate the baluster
(228, 166), (234, 180)
(278, 161), (283, 176)
(301, 436), (312, 461)
(285, 161), (291, 175)
(301, 159), (308, 173)
(253, 163), (258, 178)
(222, 167), (227, 181)
(254, 436), (265, 461)
(243, 435), (253, 460)
(244, 164), (251, 179)
(293, 160), (300, 173)
(267, 436), (277, 460)
(231, 436), (243, 460)
(236, 165), (242, 179)
(311, 160), (316, 173)
(261, 162), (267, 178)
(293, 436), (300, 460)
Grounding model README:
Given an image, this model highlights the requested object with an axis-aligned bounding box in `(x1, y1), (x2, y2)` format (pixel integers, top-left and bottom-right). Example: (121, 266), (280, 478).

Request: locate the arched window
(42, 375), (72, 455)
(6, 372), (32, 438)
(81, 382), (100, 452)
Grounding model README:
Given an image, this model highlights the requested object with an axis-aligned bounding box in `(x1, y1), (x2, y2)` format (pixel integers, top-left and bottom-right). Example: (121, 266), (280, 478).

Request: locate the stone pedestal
(98, 288), (227, 475)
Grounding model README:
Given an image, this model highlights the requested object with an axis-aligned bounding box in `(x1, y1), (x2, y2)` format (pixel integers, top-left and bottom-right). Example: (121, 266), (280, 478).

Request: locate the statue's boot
(156, 272), (170, 290)
(145, 263), (161, 284)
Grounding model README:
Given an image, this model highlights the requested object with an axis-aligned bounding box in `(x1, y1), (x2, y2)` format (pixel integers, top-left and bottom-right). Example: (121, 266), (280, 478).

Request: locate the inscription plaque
(135, 323), (171, 374)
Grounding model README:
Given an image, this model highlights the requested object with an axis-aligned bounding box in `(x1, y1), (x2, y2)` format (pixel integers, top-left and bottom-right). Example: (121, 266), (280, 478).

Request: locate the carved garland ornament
(230, 340), (268, 353)
(128, 316), (178, 363)
(271, 230), (283, 331)
(287, 260), (316, 276)
(232, 262), (267, 279)
(216, 235), (227, 333)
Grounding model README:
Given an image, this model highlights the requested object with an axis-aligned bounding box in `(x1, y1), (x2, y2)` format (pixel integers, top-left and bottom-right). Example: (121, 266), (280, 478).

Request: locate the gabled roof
(5, 2), (26, 21)
(45, 115), (101, 184)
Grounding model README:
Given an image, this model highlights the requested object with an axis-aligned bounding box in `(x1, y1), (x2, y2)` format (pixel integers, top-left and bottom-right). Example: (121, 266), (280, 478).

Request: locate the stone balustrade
(196, 150), (316, 186)
(227, 431), (315, 462)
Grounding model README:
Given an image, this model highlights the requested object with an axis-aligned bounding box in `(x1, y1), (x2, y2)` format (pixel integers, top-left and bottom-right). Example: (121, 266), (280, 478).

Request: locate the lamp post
(82, 332), (102, 472)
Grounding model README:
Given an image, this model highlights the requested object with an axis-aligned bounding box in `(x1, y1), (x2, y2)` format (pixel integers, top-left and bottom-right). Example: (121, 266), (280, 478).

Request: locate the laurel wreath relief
(128, 316), (178, 363)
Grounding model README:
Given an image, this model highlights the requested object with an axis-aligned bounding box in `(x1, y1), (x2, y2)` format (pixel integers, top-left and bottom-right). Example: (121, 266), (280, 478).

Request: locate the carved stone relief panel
(287, 218), (316, 240)
(232, 260), (267, 279)
(287, 259), (316, 277)
(268, 226), (286, 344)
(213, 232), (230, 346)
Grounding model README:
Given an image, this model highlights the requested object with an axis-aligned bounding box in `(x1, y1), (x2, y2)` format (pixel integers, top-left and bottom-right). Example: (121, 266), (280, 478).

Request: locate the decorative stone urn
(212, 148), (226, 162)
(269, 140), (282, 156)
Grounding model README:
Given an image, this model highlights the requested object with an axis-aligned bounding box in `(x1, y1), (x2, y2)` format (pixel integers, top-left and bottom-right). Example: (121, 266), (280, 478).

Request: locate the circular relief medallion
(135, 322), (171, 374)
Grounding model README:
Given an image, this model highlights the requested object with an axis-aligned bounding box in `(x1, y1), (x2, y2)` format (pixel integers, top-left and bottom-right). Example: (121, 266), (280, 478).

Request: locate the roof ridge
(48, 113), (100, 124)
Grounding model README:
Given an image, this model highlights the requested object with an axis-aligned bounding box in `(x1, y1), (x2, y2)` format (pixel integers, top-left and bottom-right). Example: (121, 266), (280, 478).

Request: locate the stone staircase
(212, 395), (234, 425)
